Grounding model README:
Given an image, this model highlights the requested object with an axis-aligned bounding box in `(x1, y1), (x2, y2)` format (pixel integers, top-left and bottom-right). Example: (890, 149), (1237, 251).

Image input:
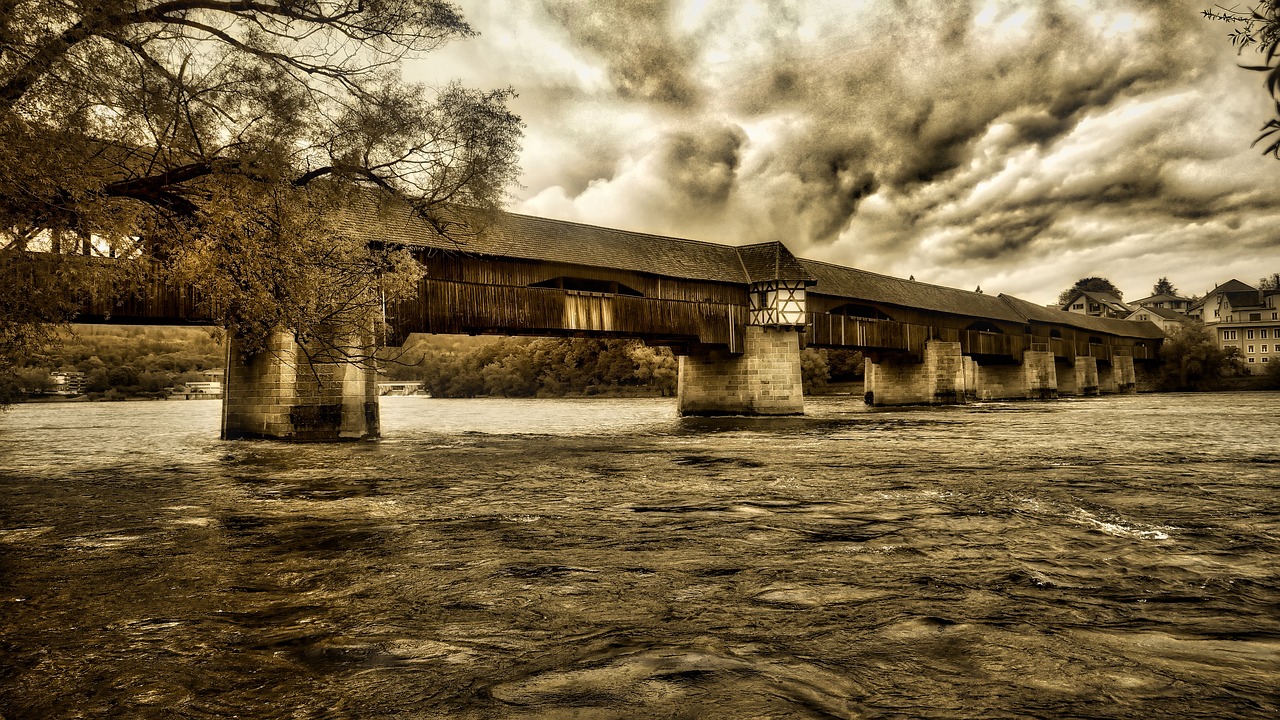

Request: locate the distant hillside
(2, 325), (224, 401)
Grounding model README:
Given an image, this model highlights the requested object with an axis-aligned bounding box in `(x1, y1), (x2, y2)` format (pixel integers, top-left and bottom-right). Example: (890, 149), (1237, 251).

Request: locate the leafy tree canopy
(1260, 272), (1280, 290)
(1057, 276), (1123, 307)
(1158, 321), (1244, 390)
(0, 1), (523, 369)
(1204, 1), (1280, 156)
(1152, 276), (1178, 297)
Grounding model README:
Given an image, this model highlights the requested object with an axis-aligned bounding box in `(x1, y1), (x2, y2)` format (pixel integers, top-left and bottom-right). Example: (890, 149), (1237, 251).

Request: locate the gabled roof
(1203, 279), (1258, 298)
(799, 260), (1028, 322)
(1061, 290), (1130, 312)
(1133, 293), (1189, 305)
(736, 242), (815, 285)
(1126, 305), (1187, 321)
(336, 193), (783, 285)
(1223, 291), (1266, 310)
(1001, 294), (1166, 339)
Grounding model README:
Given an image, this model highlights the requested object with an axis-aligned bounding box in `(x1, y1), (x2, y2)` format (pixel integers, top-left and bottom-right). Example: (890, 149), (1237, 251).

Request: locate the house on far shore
(1125, 305), (1192, 335)
(1208, 286), (1280, 374)
(49, 371), (86, 395)
(1188, 279), (1257, 324)
(1060, 290), (1132, 319)
(1130, 293), (1192, 314)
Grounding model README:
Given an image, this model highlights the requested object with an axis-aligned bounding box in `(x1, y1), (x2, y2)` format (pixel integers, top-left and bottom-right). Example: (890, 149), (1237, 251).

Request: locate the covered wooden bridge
(74, 193), (1166, 439)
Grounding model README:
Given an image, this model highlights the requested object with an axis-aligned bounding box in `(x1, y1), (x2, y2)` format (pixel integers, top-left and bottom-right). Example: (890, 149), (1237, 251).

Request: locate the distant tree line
(382, 335), (865, 398)
(2, 327), (870, 404)
(0, 326), (223, 403)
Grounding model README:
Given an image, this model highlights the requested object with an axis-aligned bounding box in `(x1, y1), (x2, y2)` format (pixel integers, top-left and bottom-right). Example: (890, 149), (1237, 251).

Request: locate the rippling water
(1, 393), (1277, 719)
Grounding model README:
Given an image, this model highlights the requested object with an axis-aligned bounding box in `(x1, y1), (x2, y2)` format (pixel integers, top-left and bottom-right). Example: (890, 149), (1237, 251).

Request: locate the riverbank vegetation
(0, 326), (223, 404)
(1, 327), (866, 403)
(1157, 322), (1248, 391)
(380, 335), (864, 398)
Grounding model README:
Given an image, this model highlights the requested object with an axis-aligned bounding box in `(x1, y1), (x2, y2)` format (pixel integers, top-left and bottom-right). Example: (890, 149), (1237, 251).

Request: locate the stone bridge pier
(865, 342), (1061, 406)
(677, 326), (805, 415)
(863, 341), (968, 406)
(1055, 356), (1099, 396)
(973, 347), (1057, 401)
(222, 329), (379, 441)
(676, 269), (811, 416)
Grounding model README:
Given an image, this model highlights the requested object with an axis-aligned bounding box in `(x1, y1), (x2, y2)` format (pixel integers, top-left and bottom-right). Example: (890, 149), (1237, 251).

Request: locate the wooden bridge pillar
(677, 326), (804, 415)
(222, 329), (379, 441)
(864, 340), (967, 406)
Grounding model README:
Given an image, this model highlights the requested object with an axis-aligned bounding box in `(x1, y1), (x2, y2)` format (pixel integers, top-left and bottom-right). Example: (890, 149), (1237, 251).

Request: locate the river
(1, 393), (1277, 719)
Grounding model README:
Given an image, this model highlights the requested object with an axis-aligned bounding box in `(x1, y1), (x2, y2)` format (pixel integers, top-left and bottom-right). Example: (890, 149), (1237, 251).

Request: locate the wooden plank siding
(805, 312), (1156, 363)
(57, 257), (217, 325)
(417, 252), (747, 305)
(389, 278), (749, 352)
(47, 248), (1158, 363)
(805, 313), (1028, 358)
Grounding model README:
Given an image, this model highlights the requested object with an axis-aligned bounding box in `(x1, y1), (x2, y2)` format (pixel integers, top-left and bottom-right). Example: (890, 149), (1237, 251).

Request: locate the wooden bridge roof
(344, 194), (810, 285)
(999, 294), (1165, 339)
(799, 259), (1029, 323)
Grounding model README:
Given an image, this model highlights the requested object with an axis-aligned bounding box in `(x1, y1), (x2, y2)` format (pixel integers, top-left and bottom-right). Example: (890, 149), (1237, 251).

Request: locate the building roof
(1223, 290), (1266, 310)
(737, 242), (815, 284)
(799, 259), (1028, 323)
(1133, 293), (1189, 305)
(1001, 294), (1165, 339)
(337, 193), (782, 284)
(1192, 279), (1258, 310)
(1126, 305), (1186, 321)
(1061, 289), (1130, 313)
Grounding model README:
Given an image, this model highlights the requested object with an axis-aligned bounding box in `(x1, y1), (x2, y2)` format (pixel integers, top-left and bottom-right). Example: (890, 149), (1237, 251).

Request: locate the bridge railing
(805, 313), (1028, 358)
(391, 278), (749, 350)
(1049, 338), (1156, 363)
(807, 313), (1158, 361)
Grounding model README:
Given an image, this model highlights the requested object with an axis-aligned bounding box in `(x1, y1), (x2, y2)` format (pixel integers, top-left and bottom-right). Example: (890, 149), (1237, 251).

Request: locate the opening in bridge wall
(530, 277), (644, 297)
(966, 321), (1003, 333)
(829, 303), (893, 320)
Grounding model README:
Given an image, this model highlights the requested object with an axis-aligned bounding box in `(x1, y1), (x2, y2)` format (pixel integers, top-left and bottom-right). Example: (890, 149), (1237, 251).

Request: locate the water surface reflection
(1, 394), (1277, 718)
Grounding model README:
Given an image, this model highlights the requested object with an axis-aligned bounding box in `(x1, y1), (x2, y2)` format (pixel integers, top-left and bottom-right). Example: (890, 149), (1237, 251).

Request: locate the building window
(1072, 303), (1084, 310)
(1248, 345), (1255, 354)
(1273, 312), (1278, 320)
(1224, 330), (1238, 340)
(1215, 309), (1220, 317)
(1248, 329), (1255, 339)
(1251, 313), (1262, 321)
(1265, 357), (1271, 363)
(1264, 345), (1270, 353)
(1249, 357), (1256, 363)
(1264, 329), (1271, 339)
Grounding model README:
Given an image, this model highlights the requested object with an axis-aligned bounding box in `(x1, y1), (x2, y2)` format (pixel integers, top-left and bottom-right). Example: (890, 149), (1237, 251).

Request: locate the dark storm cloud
(540, 0), (701, 107)
(654, 123), (747, 205)
(727, 3), (1207, 208)
(478, 0), (1280, 300)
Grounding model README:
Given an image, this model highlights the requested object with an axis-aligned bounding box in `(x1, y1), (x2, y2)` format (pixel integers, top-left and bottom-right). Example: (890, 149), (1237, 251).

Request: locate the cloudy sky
(410, 0), (1280, 306)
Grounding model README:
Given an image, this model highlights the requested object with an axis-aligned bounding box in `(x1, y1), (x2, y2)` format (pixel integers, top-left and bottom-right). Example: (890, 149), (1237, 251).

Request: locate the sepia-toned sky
(411, 0), (1280, 305)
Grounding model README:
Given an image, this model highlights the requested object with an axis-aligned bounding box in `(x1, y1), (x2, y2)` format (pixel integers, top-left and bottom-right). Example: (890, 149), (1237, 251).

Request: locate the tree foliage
(1204, 1), (1280, 156)
(383, 336), (680, 398)
(1157, 321), (1242, 391)
(1152, 276), (1178, 296)
(1057, 276), (1123, 306)
(1259, 272), (1280, 290)
(0, 1), (523, 370)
